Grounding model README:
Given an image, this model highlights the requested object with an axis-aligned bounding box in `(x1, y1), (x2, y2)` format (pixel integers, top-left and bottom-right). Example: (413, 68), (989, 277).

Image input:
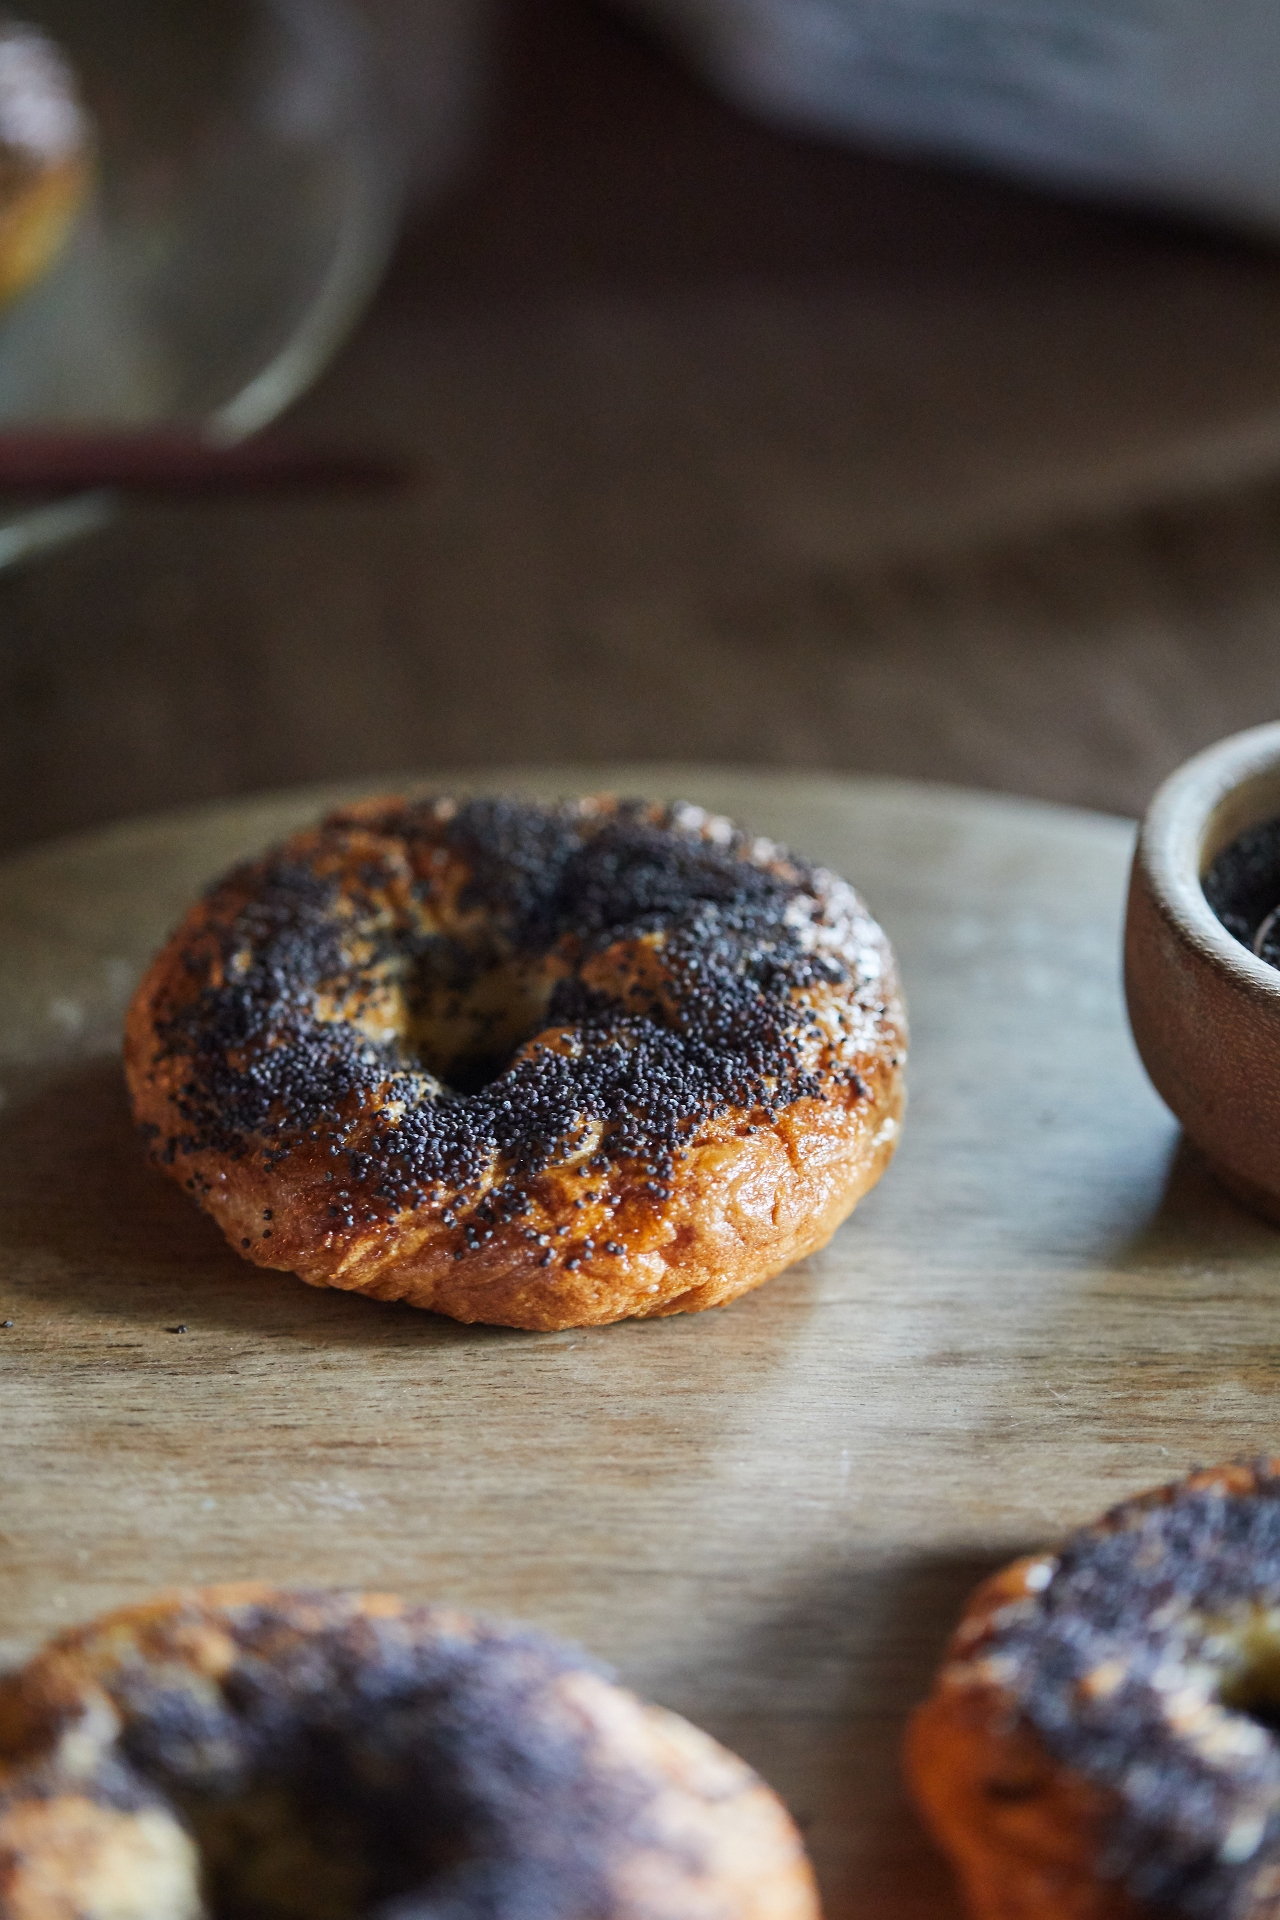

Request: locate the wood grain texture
(3, 767), (1280, 1917)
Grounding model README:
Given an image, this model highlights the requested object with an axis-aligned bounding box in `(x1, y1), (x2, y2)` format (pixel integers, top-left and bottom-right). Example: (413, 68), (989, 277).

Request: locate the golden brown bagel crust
(125, 794), (906, 1330)
(907, 1462), (1280, 1920)
(0, 1586), (821, 1920)
(907, 1556), (1142, 1920)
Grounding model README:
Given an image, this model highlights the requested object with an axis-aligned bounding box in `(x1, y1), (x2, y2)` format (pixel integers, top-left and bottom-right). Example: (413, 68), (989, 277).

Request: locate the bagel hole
(172, 1744), (468, 1920)
(1216, 1621), (1280, 1734)
(406, 947), (557, 1096)
(1222, 1670), (1280, 1734)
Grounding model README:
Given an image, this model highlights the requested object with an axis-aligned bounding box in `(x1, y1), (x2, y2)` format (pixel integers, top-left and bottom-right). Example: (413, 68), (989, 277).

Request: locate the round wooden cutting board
(3, 766), (1278, 1917)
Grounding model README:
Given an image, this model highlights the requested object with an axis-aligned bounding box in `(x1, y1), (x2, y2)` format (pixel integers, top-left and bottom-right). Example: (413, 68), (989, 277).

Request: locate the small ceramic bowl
(1125, 720), (1280, 1222)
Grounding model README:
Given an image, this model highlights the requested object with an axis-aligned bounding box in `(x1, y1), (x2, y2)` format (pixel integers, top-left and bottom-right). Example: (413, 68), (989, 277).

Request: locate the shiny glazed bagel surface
(908, 1461), (1280, 1920)
(0, 1586), (821, 1920)
(125, 794), (906, 1330)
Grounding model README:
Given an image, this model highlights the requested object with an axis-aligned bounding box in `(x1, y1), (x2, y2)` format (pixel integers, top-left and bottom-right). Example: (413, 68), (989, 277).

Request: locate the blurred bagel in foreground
(909, 1460), (1280, 1920)
(0, 1584), (821, 1919)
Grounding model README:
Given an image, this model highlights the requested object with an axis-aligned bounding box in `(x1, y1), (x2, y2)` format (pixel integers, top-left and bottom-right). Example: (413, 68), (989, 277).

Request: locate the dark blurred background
(6, 0), (1280, 857)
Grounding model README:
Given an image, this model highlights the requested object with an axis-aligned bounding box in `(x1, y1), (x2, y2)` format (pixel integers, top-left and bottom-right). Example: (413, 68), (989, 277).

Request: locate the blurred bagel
(0, 1585), (822, 1920)
(908, 1460), (1280, 1920)
(0, 19), (90, 307)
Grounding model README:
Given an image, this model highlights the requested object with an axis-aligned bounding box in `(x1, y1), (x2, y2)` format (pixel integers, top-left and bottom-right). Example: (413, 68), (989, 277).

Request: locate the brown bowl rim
(1138, 718), (1280, 1002)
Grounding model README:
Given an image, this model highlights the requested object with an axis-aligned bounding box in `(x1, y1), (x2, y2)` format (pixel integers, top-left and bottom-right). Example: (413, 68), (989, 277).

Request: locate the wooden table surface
(6, 0), (1280, 858)
(5, 765), (1280, 1916)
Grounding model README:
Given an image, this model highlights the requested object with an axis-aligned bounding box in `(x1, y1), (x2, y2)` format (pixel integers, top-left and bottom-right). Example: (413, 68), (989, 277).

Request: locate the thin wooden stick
(0, 430), (418, 496)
